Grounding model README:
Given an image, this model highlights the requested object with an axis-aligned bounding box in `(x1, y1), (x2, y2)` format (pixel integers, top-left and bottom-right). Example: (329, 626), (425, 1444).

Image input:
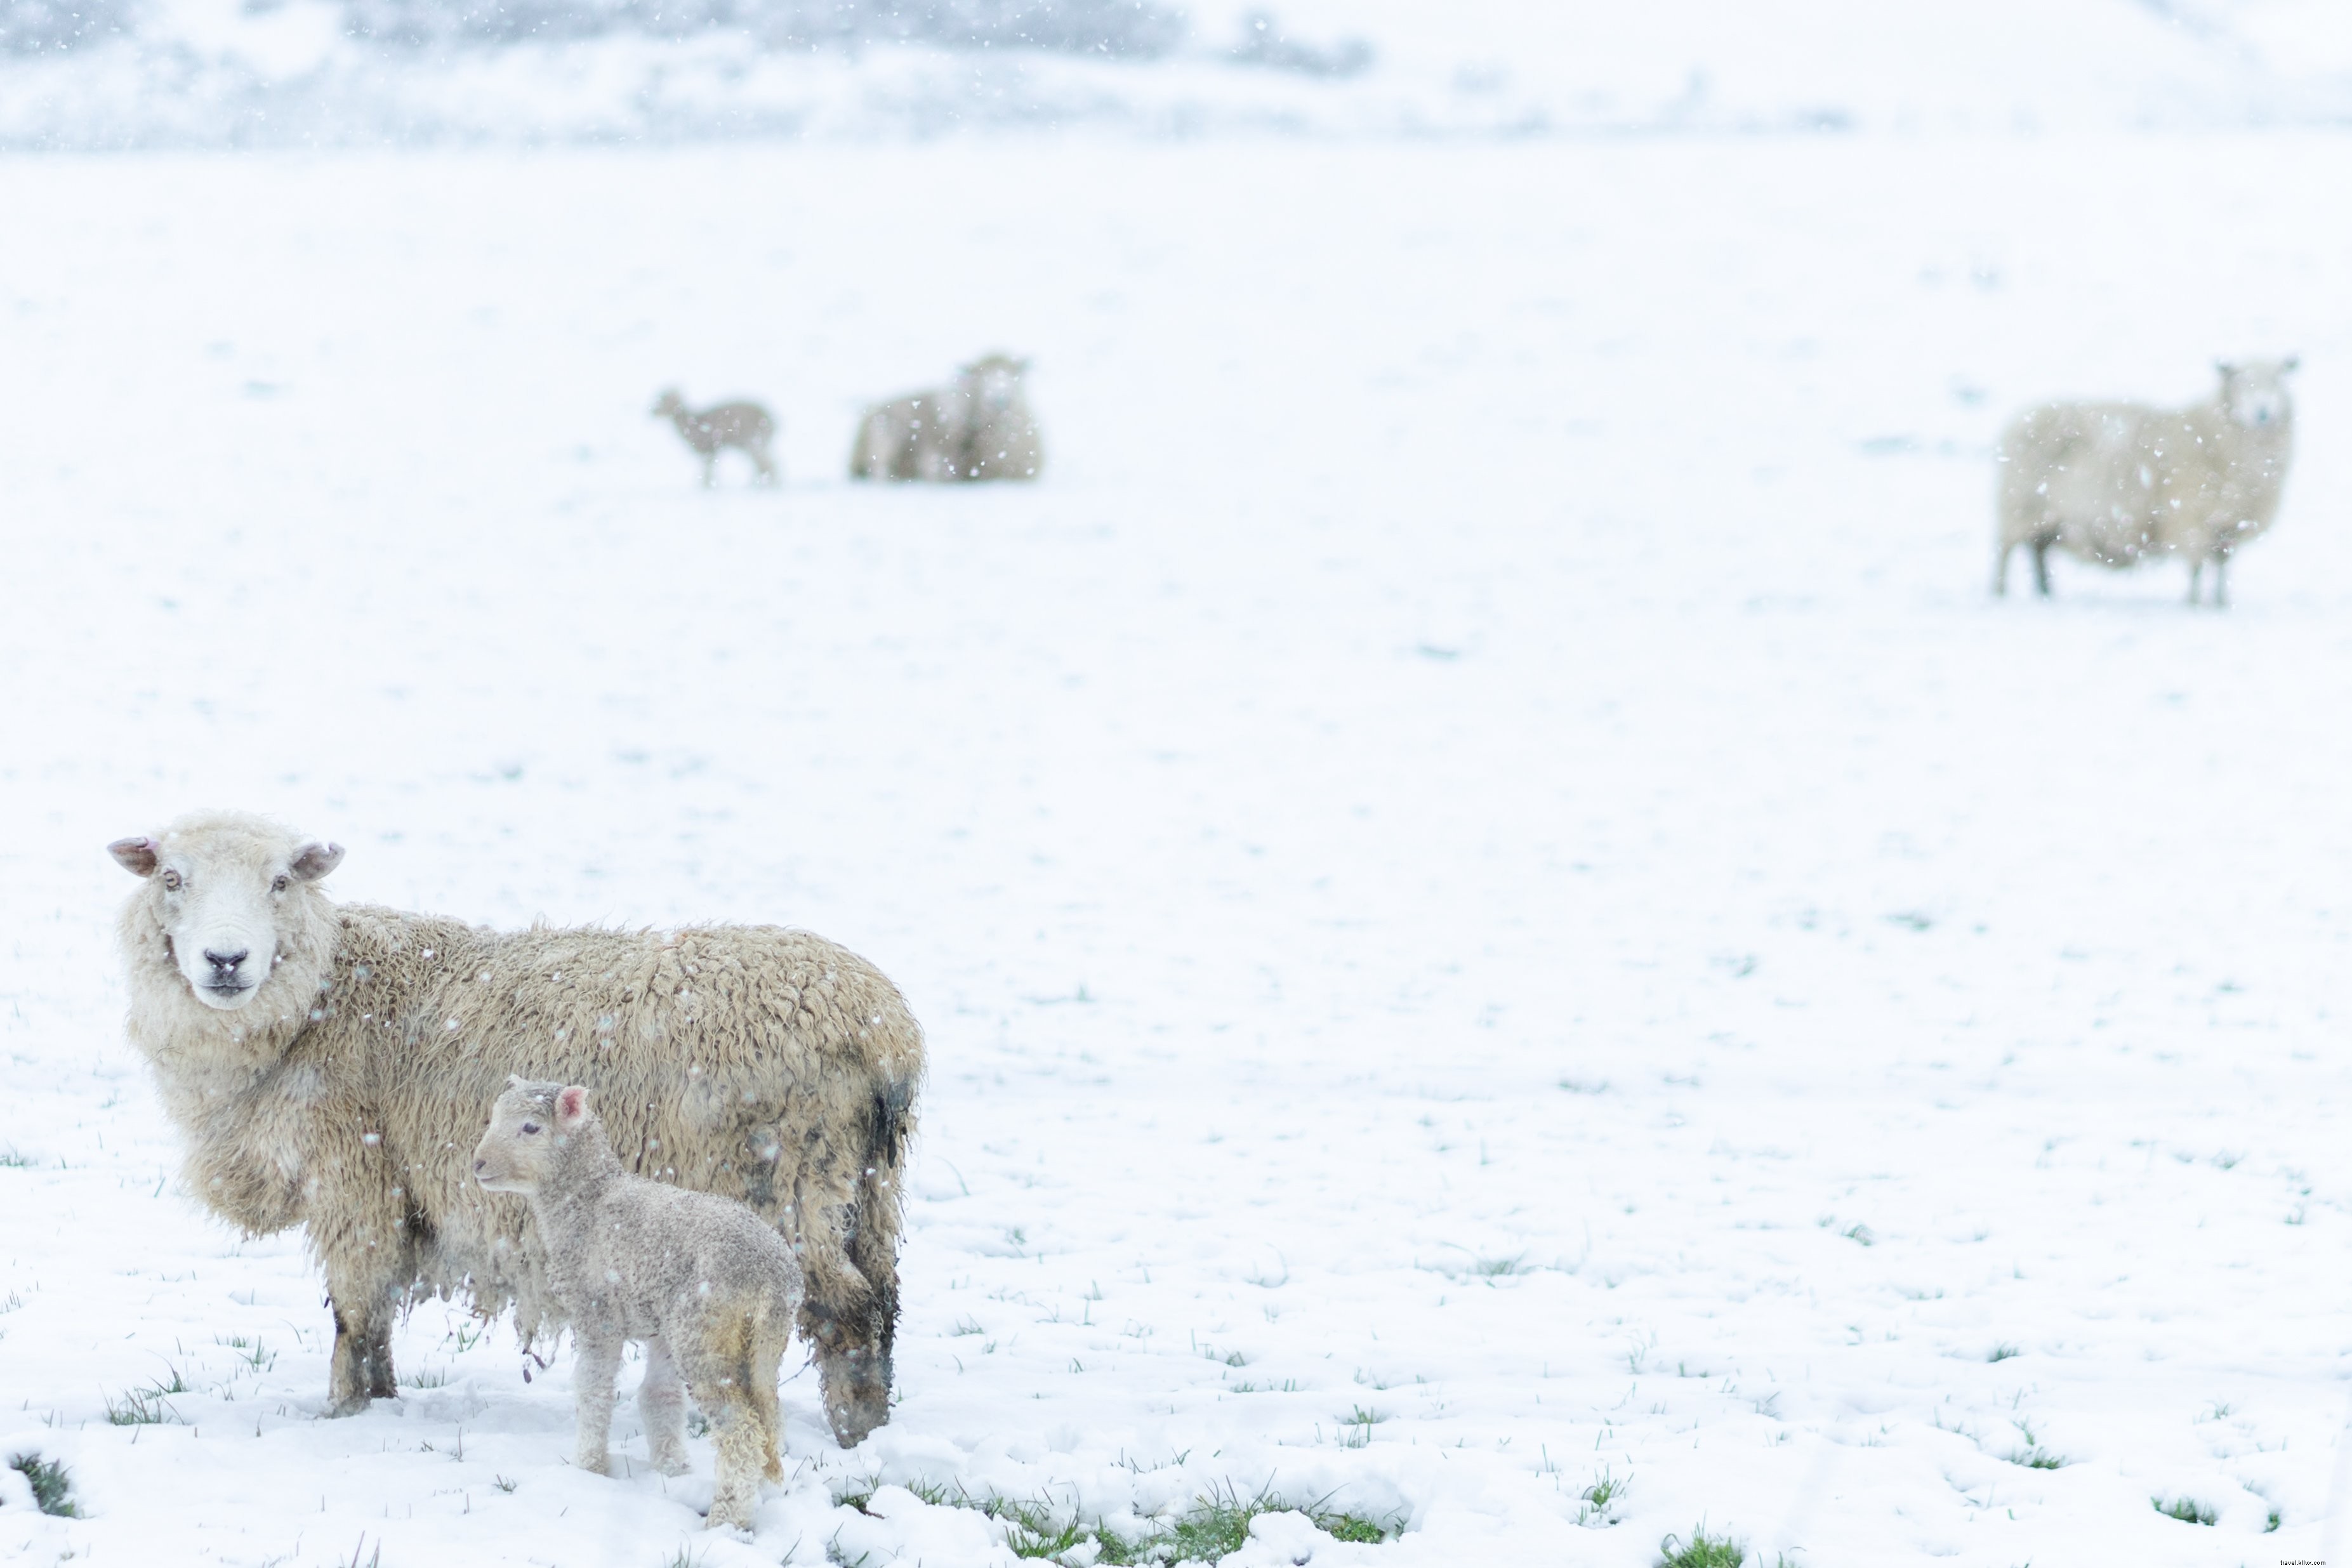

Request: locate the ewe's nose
(204, 947), (249, 977)
(472, 1157), (487, 1175)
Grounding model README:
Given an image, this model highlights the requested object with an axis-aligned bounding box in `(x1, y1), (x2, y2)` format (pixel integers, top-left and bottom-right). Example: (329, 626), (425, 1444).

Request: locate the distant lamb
(474, 1077), (800, 1530)
(108, 810), (921, 1447)
(1995, 358), (2297, 605)
(849, 353), (1043, 482)
(654, 389), (780, 487)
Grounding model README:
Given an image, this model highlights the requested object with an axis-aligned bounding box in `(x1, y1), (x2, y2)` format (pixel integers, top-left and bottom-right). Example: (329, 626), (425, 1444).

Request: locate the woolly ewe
(1995, 358), (2297, 605)
(849, 353), (1043, 482)
(474, 1077), (800, 1531)
(109, 810), (920, 1445)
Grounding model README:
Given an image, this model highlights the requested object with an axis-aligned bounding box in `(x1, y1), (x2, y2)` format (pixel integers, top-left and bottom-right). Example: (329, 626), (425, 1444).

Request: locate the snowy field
(3, 132), (2352, 1567)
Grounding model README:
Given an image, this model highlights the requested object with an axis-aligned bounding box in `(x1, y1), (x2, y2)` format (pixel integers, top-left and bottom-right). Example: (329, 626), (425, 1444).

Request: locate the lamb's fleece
(114, 810), (921, 1446)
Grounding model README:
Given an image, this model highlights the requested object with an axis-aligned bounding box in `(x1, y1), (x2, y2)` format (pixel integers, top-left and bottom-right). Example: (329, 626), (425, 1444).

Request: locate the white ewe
(1995, 358), (2297, 605)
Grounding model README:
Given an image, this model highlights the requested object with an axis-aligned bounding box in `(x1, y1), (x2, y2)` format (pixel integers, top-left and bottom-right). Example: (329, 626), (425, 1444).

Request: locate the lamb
(1994, 358), (2297, 605)
(107, 810), (920, 1447)
(473, 1077), (800, 1531)
(653, 389), (781, 487)
(848, 353), (1043, 482)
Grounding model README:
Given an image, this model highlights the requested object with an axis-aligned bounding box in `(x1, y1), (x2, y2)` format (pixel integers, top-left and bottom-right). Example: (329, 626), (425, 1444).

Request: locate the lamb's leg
(699, 451), (717, 489)
(640, 1335), (690, 1477)
(1993, 539), (2012, 596)
(750, 1321), (788, 1482)
(2187, 558), (2203, 605)
(752, 442), (779, 487)
(2031, 537), (2054, 598)
(571, 1329), (623, 1476)
(2213, 556), (2230, 609)
(704, 1395), (765, 1531)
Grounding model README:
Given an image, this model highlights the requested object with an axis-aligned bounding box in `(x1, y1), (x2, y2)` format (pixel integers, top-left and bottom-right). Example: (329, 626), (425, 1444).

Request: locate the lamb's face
(2221, 359), (2297, 430)
(109, 814), (343, 1011)
(472, 1078), (588, 1194)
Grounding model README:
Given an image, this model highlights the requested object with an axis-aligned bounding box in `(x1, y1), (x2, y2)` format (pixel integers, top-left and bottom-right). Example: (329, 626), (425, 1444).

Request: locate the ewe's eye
(520, 1123), (541, 1135)
(272, 874), (290, 893)
(161, 870), (182, 891)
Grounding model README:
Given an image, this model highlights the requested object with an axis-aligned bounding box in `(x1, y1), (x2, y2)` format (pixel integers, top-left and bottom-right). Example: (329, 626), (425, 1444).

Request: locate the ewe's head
(472, 1077), (596, 1194)
(2218, 357), (2298, 429)
(651, 388), (685, 418)
(109, 812), (342, 1011)
(960, 353), (1029, 412)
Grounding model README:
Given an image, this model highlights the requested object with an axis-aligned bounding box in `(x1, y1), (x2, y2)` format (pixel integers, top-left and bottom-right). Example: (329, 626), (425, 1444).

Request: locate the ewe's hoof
(576, 1453), (612, 1477)
(650, 1451), (691, 1478)
(324, 1394), (373, 1419)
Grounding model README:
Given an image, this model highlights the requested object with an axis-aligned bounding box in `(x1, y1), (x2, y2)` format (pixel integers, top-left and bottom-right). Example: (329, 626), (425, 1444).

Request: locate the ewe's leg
(571, 1331), (624, 1476)
(2031, 537), (2054, 598)
(327, 1297), (395, 1420)
(640, 1336), (690, 1477)
(2187, 558), (2203, 605)
(752, 441), (779, 487)
(699, 450), (717, 489)
(1993, 539), (2012, 596)
(2214, 556), (2230, 609)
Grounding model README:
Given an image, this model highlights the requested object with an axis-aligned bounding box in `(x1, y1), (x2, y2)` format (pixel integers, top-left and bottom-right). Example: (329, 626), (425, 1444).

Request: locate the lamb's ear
(289, 841), (344, 882)
(2283, 355), (2301, 373)
(108, 836), (160, 877)
(555, 1085), (590, 1125)
(506, 1072), (529, 1090)
(2216, 360), (2238, 378)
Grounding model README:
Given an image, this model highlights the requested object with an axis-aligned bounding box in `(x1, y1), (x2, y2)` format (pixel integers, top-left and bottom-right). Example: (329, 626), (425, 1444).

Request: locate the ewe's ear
(2216, 360), (2238, 379)
(2283, 355), (2301, 373)
(289, 841), (344, 882)
(556, 1085), (590, 1125)
(109, 836), (160, 877)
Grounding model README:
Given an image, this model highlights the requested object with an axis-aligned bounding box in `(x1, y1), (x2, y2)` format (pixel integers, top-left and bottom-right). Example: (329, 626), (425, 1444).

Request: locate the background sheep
(653, 388), (781, 487)
(849, 353), (1043, 482)
(473, 1078), (800, 1530)
(107, 809), (921, 1447)
(1994, 357), (2297, 605)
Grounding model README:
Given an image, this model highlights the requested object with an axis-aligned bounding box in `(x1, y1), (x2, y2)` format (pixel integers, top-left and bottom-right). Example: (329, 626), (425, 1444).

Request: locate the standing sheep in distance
(849, 353), (1043, 482)
(473, 1078), (801, 1531)
(107, 809), (921, 1447)
(1994, 358), (2297, 605)
(653, 388), (781, 487)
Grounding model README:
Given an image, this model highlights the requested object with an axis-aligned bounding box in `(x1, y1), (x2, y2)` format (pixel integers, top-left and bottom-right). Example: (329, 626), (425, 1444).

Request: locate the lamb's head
(959, 353), (1029, 413)
(2218, 357), (2298, 430)
(472, 1077), (592, 1194)
(109, 811), (343, 1011)
(651, 388), (685, 419)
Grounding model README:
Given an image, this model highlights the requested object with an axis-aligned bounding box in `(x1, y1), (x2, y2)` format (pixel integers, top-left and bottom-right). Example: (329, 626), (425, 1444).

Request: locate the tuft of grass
(1659, 1526), (1747, 1568)
(1988, 1342), (2019, 1362)
(9, 1453), (77, 1517)
(1576, 1466), (1629, 1527)
(2269, 1508), (2283, 1532)
(2151, 1494), (2217, 1526)
(2005, 1447), (2066, 1470)
(105, 1371), (187, 1426)
(1472, 1254), (1527, 1278)
(882, 1479), (1400, 1564)
(0, 1149), (32, 1168)
(493, 1475), (517, 1494)
(405, 1366), (451, 1390)
(659, 1546), (707, 1568)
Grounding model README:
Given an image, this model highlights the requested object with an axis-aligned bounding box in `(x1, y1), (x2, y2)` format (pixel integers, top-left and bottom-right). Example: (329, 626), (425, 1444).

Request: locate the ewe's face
(965, 358), (1025, 411)
(2222, 360), (2296, 428)
(109, 825), (343, 1010)
(472, 1081), (587, 1193)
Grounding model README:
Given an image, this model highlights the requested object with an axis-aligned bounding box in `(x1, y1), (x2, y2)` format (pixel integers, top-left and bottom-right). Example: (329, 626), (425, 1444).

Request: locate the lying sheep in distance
(653, 388), (781, 487)
(474, 1078), (800, 1530)
(849, 353), (1043, 482)
(1995, 357), (2297, 605)
(108, 809), (921, 1447)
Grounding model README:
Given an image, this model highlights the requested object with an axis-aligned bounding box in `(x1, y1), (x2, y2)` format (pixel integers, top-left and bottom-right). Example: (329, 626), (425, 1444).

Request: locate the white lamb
(473, 1077), (801, 1531)
(1994, 358), (2297, 606)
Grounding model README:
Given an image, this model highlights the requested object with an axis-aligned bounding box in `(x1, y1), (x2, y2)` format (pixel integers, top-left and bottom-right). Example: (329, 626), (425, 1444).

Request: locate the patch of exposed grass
(2269, 1508), (2284, 1532)
(0, 1149), (32, 1169)
(9, 1452), (77, 1517)
(1988, 1342), (2019, 1362)
(2152, 1494), (2217, 1526)
(1577, 1466), (1629, 1527)
(1659, 1526), (1747, 1567)
(875, 1479), (1401, 1563)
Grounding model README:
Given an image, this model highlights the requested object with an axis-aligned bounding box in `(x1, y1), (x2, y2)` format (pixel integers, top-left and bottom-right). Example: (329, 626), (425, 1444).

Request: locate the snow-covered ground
(10, 0), (2352, 146)
(3, 129), (2352, 1567)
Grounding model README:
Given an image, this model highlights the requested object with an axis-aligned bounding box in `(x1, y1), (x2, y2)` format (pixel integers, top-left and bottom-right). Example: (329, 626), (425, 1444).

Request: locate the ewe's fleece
(849, 352), (1042, 482)
(474, 1078), (802, 1529)
(1995, 358), (2296, 604)
(115, 809), (922, 1445)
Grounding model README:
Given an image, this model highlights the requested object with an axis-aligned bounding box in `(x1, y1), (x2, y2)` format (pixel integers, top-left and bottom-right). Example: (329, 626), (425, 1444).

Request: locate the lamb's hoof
(704, 1509), (755, 1533)
(576, 1453), (613, 1477)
